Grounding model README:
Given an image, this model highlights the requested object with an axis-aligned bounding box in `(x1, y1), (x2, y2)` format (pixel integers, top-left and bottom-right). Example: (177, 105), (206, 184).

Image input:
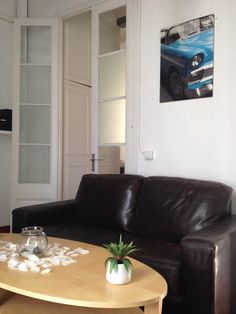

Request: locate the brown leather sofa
(12, 174), (236, 314)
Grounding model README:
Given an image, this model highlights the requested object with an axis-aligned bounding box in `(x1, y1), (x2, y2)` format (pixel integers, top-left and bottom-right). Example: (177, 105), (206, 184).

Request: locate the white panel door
(63, 81), (91, 199)
(11, 18), (60, 211)
(63, 11), (91, 86)
(62, 12), (91, 200)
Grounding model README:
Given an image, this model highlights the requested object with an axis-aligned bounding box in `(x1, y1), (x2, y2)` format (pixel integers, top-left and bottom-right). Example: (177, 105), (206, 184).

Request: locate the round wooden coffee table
(0, 234), (167, 314)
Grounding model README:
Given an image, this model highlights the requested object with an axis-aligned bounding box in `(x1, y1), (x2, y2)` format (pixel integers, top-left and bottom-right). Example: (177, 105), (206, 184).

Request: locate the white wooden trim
(125, 0), (141, 174)
(19, 143), (50, 146)
(0, 131), (12, 135)
(91, 4), (99, 165)
(57, 19), (63, 201)
(55, 0), (106, 19)
(11, 20), (21, 212)
(98, 48), (126, 58)
(14, 18), (59, 27)
(20, 103), (51, 106)
(20, 63), (51, 66)
(51, 19), (60, 201)
(92, 0), (127, 14)
(0, 12), (13, 23)
(98, 95), (126, 103)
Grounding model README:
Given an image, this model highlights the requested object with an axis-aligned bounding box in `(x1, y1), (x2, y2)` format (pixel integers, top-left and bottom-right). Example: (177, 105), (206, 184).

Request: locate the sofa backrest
(133, 176), (233, 242)
(74, 174), (143, 231)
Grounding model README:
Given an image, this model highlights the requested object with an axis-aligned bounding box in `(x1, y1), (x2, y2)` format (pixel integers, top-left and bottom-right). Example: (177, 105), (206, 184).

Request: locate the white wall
(27, 0), (236, 212)
(0, 17), (13, 225)
(139, 0), (236, 212)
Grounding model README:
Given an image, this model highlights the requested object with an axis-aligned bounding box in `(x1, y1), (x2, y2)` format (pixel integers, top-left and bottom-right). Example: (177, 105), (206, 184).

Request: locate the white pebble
(77, 248), (89, 255)
(8, 264), (17, 270)
(8, 259), (18, 267)
(50, 257), (60, 266)
(0, 254), (7, 261)
(41, 268), (51, 275)
(30, 266), (40, 273)
(66, 250), (75, 256)
(9, 244), (17, 250)
(42, 262), (51, 268)
(24, 260), (37, 268)
(18, 263), (28, 272)
(10, 253), (19, 258)
(70, 259), (77, 264)
(27, 254), (40, 263)
(70, 253), (78, 257)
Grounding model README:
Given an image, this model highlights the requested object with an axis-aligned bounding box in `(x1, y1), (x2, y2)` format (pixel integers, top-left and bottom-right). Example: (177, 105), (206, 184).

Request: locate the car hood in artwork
(168, 28), (213, 62)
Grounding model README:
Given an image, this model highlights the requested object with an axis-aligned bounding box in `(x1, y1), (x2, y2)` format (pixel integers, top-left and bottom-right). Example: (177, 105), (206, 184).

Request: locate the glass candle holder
(17, 226), (48, 257)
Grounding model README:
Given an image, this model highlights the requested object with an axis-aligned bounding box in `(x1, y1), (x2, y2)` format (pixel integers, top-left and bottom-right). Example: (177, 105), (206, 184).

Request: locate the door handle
(90, 153), (97, 172)
(90, 154), (105, 172)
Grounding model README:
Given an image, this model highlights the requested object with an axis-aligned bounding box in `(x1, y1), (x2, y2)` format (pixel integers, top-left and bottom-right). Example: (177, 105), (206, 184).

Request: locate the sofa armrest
(181, 216), (236, 314)
(12, 200), (76, 233)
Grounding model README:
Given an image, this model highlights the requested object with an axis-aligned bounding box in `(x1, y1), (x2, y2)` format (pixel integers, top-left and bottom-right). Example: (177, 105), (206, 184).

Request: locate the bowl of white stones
(17, 226), (48, 258)
(0, 226), (89, 275)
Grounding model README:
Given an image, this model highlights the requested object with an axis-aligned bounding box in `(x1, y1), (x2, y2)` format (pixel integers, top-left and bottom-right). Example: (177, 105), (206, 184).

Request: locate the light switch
(144, 151), (154, 160)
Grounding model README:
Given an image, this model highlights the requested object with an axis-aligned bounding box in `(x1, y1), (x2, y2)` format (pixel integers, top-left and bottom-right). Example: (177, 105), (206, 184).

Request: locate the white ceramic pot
(106, 261), (132, 285)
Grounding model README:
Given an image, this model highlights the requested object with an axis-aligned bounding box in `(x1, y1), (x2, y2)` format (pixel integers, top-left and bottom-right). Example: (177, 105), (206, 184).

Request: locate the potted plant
(103, 235), (139, 285)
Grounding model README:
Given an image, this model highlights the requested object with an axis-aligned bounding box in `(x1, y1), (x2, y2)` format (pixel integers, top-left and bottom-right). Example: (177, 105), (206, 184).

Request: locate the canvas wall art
(160, 14), (214, 103)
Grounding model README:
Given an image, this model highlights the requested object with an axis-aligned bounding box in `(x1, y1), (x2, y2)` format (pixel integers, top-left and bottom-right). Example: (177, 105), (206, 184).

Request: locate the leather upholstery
(122, 232), (181, 297)
(12, 174), (235, 314)
(181, 216), (236, 314)
(133, 176), (232, 242)
(43, 222), (121, 246)
(12, 200), (76, 233)
(74, 174), (143, 231)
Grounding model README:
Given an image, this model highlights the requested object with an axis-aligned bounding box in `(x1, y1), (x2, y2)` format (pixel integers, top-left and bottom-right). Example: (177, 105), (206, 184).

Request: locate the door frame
(59, 0), (140, 177)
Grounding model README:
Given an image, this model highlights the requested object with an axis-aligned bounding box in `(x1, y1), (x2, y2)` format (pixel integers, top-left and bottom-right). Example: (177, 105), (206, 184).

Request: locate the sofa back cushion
(74, 174), (143, 231)
(133, 177), (233, 242)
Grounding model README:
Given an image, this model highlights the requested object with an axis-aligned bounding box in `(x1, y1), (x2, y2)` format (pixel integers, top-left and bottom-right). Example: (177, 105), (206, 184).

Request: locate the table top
(0, 233), (167, 309)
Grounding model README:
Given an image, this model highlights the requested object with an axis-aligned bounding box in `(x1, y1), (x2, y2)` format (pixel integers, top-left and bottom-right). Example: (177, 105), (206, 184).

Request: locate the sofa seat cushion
(43, 222), (122, 246)
(74, 174), (143, 231)
(123, 233), (181, 297)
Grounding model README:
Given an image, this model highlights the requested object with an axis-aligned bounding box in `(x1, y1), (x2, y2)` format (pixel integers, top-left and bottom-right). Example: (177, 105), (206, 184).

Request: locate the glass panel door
(19, 25), (51, 184)
(94, 4), (126, 173)
(11, 19), (59, 211)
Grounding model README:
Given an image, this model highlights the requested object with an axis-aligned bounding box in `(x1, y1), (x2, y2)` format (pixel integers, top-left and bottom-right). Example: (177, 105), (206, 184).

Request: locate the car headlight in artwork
(191, 53), (203, 69)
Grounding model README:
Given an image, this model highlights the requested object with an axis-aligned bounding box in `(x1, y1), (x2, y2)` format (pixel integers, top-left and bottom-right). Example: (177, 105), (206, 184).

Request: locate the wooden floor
(0, 226), (10, 233)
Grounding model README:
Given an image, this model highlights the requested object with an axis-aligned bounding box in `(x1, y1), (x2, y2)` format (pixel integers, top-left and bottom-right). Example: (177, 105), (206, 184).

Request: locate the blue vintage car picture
(160, 15), (214, 101)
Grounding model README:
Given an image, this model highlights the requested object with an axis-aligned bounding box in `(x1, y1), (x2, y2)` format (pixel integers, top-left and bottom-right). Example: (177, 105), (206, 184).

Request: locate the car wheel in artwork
(169, 71), (185, 100)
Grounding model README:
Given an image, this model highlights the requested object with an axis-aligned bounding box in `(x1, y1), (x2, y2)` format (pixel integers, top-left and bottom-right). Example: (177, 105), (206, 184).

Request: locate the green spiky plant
(103, 235), (139, 273)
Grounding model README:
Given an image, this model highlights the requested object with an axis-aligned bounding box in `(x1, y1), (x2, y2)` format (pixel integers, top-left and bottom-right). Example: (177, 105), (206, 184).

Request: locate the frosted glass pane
(20, 65), (51, 104)
(21, 26), (51, 64)
(20, 105), (50, 144)
(19, 145), (50, 183)
(99, 99), (125, 145)
(98, 51), (125, 100)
